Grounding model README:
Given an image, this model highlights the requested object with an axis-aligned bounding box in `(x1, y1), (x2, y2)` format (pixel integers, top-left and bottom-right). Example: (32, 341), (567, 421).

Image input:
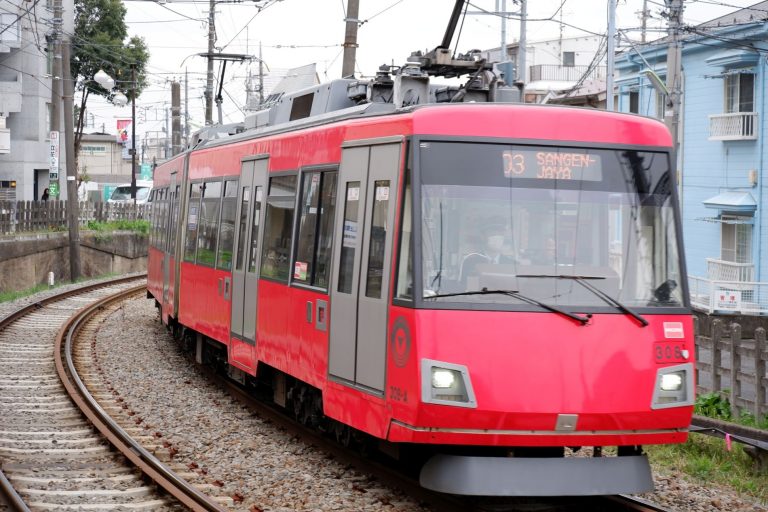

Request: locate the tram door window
(197, 180), (222, 267)
(260, 175), (298, 281)
(216, 179), (239, 270)
(184, 183), (203, 262)
(294, 170), (338, 289)
(329, 141), (402, 393)
(395, 169), (413, 301)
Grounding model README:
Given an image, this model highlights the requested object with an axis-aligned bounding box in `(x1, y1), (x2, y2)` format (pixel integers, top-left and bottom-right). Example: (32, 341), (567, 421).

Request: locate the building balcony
(708, 112), (757, 141)
(707, 258), (754, 282)
(528, 64), (606, 83)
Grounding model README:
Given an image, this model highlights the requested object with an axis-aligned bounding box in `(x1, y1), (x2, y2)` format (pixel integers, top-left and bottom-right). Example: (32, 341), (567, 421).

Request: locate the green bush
(86, 220), (149, 234)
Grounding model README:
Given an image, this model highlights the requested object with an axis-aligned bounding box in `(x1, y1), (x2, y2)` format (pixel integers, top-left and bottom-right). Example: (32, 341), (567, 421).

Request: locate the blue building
(615, 2), (768, 314)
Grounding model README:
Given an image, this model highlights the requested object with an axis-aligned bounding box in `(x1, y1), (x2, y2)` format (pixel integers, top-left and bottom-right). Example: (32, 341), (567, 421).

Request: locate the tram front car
(386, 112), (693, 496)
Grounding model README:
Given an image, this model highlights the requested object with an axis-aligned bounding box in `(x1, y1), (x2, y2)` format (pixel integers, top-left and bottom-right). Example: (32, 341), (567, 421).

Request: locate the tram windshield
(414, 141), (685, 309)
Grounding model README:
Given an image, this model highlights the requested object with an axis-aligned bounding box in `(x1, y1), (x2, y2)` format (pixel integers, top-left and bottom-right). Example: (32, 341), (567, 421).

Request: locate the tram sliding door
(230, 156), (268, 370)
(329, 139), (402, 393)
(162, 172), (177, 309)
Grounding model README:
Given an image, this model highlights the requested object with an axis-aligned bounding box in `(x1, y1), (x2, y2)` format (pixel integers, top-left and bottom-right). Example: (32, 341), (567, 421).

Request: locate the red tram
(147, 78), (693, 496)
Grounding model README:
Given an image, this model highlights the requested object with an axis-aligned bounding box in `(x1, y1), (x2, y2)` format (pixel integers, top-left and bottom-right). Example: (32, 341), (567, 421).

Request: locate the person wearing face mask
(460, 221), (514, 288)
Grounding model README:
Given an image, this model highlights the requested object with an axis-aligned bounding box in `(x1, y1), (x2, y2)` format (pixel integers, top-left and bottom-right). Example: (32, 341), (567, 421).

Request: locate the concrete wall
(0, 232), (147, 293)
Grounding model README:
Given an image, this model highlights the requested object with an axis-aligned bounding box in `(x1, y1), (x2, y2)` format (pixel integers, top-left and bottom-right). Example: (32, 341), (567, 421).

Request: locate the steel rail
(0, 467), (30, 512)
(53, 282), (227, 512)
(0, 274), (148, 511)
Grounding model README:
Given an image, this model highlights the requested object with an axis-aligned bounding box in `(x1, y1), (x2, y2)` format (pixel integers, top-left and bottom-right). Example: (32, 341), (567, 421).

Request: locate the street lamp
(94, 68), (137, 204)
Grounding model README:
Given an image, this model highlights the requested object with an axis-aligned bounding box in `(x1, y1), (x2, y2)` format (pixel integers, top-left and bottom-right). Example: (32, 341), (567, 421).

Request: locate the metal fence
(0, 200), (150, 235)
(689, 276), (768, 316)
(695, 318), (768, 419)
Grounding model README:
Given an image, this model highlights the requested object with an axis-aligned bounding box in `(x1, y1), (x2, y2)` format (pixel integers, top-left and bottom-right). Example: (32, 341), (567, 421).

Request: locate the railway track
(0, 276), (226, 512)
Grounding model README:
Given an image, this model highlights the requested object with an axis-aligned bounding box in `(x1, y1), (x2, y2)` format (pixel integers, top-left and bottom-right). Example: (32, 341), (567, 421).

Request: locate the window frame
(195, 178), (224, 268)
(216, 177), (240, 271)
(291, 165), (339, 293)
(259, 171), (299, 284)
(183, 180), (204, 264)
(724, 71), (755, 114)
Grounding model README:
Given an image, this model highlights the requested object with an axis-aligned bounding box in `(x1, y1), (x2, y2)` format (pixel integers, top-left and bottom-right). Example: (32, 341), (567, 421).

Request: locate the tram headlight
(421, 359), (477, 408)
(652, 363), (694, 409)
(660, 372), (683, 391)
(431, 368), (457, 389)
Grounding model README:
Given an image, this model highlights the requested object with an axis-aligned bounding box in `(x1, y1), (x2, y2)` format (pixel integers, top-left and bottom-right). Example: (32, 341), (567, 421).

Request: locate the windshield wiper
(424, 288), (589, 326)
(516, 274), (649, 327)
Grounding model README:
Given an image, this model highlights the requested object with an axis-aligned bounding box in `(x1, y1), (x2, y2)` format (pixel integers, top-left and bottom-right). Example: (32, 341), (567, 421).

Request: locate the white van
(108, 181), (153, 205)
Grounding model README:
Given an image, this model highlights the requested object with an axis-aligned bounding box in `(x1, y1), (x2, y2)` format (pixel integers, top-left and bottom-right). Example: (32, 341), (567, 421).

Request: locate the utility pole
(205, 0), (216, 124)
(341, 0), (360, 78)
(518, 0), (527, 87)
(131, 64), (137, 203)
(641, 0), (649, 43)
(185, 68), (189, 145)
(607, 0), (616, 111)
(496, 0), (507, 60)
(172, 81), (181, 156)
(259, 41), (264, 104)
(665, 0), (683, 167)
(49, 0), (62, 199)
(62, 40), (81, 281)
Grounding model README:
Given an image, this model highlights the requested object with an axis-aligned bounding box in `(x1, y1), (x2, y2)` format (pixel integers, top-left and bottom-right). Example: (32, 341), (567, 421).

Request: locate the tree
(71, 0), (150, 170)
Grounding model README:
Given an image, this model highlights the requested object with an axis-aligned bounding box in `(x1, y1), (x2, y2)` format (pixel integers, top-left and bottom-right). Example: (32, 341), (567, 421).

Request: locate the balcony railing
(528, 64), (606, 83)
(707, 258), (754, 282)
(709, 112), (757, 141)
(688, 276), (768, 315)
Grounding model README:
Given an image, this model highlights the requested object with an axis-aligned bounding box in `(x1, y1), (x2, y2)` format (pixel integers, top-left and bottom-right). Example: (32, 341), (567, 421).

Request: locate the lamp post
(95, 68), (137, 205)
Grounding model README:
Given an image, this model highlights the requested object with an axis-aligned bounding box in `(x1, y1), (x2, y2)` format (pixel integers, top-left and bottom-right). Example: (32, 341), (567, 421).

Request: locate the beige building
(77, 134), (137, 201)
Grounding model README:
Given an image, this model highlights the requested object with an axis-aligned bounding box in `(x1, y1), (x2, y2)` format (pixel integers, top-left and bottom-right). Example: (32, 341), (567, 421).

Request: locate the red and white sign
(663, 322), (684, 339)
(715, 290), (741, 311)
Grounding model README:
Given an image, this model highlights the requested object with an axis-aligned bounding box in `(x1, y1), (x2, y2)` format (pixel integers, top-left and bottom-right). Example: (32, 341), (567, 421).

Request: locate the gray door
(329, 140), (401, 393)
(231, 156), (268, 341)
(162, 173), (177, 305)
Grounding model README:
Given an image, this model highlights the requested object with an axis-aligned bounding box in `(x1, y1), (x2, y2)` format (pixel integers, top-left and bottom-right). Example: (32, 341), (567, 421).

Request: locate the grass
(85, 219), (150, 235)
(0, 273), (120, 304)
(646, 436), (767, 503)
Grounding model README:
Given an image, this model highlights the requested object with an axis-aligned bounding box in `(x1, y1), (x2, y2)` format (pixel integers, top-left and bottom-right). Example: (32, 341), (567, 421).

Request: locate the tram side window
(395, 170), (413, 300)
(293, 171), (338, 289)
(216, 179), (238, 270)
(260, 175), (297, 281)
(184, 183), (203, 262)
(197, 180), (222, 267)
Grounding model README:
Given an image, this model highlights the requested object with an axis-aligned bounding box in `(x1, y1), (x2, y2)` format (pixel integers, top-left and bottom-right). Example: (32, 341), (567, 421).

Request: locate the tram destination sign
(502, 149), (603, 181)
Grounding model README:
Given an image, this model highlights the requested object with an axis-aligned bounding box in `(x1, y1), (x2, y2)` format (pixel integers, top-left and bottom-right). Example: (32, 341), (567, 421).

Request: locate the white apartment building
(0, 0), (74, 201)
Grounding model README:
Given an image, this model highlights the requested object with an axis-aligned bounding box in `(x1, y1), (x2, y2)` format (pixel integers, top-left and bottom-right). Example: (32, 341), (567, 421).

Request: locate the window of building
(260, 175), (297, 281)
(216, 179), (238, 270)
(563, 51), (575, 67)
(628, 90), (639, 114)
(721, 217), (752, 263)
(0, 14), (19, 43)
(725, 72), (754, 113)
(197, 180), (222, 267)
(184, 183), (203, 262)
(293, 170), (338, 289)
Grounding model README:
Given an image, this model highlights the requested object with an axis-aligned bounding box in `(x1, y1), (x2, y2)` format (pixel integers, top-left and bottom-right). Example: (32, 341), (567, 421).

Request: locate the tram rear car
(147, 103), (694, 496)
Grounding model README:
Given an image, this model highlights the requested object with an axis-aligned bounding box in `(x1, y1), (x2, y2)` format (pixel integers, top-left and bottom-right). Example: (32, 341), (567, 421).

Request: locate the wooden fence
(695, 318), (768, 419)
(0, 200), (150, 235)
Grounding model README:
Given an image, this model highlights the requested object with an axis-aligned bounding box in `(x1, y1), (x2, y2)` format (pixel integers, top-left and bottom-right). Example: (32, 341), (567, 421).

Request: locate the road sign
(140, 163), (152, 180)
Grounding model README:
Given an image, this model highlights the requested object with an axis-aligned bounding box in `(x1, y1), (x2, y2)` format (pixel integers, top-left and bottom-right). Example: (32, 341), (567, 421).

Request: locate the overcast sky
(81, 0), (763, 146)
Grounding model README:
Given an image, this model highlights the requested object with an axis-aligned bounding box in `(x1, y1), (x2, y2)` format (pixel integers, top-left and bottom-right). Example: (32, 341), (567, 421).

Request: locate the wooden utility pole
(62, 40), (81, 281)
(341, 0), (360, 78)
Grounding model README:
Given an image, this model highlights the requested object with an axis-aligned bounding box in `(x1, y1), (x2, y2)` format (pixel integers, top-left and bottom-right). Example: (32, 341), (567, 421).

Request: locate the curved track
(0, 276), (224, 512)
